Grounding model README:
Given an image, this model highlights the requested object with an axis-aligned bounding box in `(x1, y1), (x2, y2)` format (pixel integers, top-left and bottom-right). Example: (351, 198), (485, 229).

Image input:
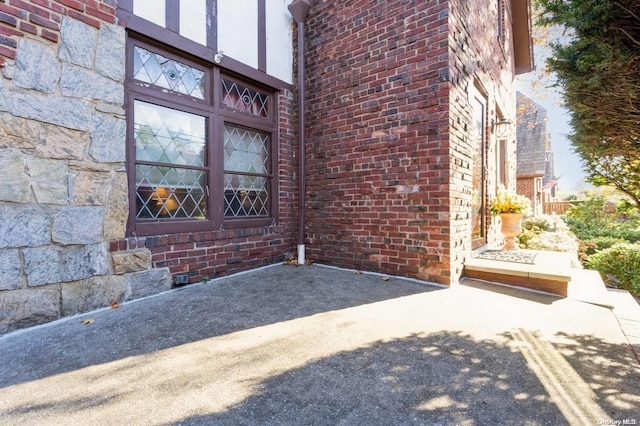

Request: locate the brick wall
(303, 0), (519, 284)
(0, 0), (116, 66)
(110, 225), (292, 285)
(517, 175), (542, 215)
(447, 0), (519, 258)
(303, 1), (452, 285)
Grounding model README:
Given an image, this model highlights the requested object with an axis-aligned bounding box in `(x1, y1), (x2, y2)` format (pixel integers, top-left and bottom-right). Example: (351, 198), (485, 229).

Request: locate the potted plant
(490, 190), (532, 250)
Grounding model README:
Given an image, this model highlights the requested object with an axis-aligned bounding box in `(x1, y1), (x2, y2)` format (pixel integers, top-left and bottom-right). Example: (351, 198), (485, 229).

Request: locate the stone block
(13, 39), (60, 93)
(7, 94), (91, 131)
(125, 268), (172, 300)
(112, 249), (151, 274)
(61, 243), (109, 282)
(58, 17), (97, 69)
(26, 157), (69, 205)
(103, 171), (128, 240)
(23, 246), (63, 286)
(0, 75), (6, 112)
(61, 275), (127, 316)
(0, 113), (38, 149)
(0, 249), (21, 290)
(72, 171), (112, 205)
(36, 123), (88, 160)
(96, 23), (125, 82)
(0, 204), (51, 249)
(0, 149), (31, 203)
(52, 206), (104, 245)
(61, 63), (123, 104)
(0, 288), (60, 335)
(89, 113), (126, 162)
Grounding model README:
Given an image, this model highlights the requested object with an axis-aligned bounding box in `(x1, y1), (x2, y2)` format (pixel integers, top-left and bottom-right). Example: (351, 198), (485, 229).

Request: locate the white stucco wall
(132, 0), (293, 84)
(217, 0), (259, 69)
(266, 0), (293, 84)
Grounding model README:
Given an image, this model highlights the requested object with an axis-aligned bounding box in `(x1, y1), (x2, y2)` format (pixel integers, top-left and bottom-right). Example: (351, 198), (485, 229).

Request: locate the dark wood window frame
(125, 37), (279, 237)
(117, 0), (286, 91)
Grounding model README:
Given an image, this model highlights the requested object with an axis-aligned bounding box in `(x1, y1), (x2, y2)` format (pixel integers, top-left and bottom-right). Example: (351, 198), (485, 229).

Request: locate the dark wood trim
(209, 0), (217, 51)
(125, 36), (136, 236)
(127, 38), (212, 106)
(258, 0), (266, 72)
(118, 10), (292, 90)
(118, 0), (133, 13)
(166, 0), (180, 33)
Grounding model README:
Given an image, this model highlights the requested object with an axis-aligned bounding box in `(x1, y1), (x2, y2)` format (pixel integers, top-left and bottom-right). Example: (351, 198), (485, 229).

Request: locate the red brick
(0, 24), (21, 36)
(40, 27), (57, 42)
(56, 0), (83, 12)
(0, 3), (26, 19)
(30, 13), (59, 30)
(67, 8), (99, 27)
(0, 10), (16, 25)
(19, 20), (36, 34)
(0, 44), (16, 59)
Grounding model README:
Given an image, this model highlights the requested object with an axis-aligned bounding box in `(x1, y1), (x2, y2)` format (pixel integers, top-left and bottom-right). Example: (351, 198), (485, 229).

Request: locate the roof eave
(512, 0), (535, 75)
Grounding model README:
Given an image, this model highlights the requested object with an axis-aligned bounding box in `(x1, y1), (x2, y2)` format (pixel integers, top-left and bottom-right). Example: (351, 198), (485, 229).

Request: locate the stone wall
(0, 1), (164, 334)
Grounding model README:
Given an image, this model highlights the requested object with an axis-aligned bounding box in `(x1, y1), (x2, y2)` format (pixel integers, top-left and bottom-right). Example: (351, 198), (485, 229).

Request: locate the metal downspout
(288, 0), (311, 265)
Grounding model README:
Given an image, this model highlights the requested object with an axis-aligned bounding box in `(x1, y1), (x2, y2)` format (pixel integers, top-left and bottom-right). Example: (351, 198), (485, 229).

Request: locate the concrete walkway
(1, 264), (639, 425)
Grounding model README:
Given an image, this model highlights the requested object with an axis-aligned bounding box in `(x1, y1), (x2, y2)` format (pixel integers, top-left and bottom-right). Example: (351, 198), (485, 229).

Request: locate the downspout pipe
(288, 0), (311, 265)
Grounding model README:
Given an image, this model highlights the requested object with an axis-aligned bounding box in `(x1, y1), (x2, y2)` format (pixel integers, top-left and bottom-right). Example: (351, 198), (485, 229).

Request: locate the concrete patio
(1, 263), (639, 425)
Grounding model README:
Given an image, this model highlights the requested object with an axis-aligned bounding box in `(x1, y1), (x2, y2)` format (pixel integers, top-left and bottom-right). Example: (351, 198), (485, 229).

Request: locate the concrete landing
(464, 250), (614, 308)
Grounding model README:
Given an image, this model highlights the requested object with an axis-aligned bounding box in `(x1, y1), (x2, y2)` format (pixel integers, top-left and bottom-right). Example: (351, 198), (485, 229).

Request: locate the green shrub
(584, 236), (627, 256)
(587, 243), (640, 296)
(610, 228), (640, 243)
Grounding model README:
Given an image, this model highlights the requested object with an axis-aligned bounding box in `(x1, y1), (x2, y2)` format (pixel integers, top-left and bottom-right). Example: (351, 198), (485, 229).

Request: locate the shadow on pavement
(169, 331), (563, 425)
(0, 264), (438, 388)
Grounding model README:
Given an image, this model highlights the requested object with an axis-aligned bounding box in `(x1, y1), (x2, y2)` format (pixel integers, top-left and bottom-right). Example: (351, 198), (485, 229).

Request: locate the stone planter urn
(500, 213), (524, 250)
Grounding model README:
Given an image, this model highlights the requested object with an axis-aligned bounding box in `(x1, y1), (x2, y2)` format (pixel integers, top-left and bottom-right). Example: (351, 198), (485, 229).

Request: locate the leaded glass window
(222, 78), (269, 117)
(223, 125), (270, 217)
(134, 101), (207, 220)
(133, 46), (205, 99)
(127, 39), (277, 236)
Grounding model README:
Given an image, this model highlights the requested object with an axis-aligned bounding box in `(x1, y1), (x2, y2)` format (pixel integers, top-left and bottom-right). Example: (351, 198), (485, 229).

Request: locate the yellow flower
(490, 191), (532, 216)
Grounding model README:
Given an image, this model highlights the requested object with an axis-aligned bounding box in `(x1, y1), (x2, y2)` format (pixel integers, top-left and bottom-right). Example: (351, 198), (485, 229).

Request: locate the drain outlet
(175, 274), (190, 285)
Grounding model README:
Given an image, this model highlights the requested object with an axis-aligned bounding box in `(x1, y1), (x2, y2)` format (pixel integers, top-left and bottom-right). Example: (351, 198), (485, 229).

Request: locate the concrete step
(567, 269), (614, 309)
(464, 250), (614, 307)
(464, 252), (572, 297)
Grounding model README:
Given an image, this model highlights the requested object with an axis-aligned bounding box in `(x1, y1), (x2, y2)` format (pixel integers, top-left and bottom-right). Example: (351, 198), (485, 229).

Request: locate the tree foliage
(535, 0), (640, 207)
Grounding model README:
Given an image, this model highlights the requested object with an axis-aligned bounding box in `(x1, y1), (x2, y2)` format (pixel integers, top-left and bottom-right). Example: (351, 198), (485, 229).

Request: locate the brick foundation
(110, 225), (294, 285)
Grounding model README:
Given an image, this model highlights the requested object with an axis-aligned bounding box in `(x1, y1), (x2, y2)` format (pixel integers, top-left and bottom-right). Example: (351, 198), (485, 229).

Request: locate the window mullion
(210, 68), (223, 226)
(166, 0), (179, 33)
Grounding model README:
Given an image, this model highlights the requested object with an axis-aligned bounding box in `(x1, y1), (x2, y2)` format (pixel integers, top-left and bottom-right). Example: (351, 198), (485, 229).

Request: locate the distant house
(516, 92), (557, 215)
(0, 0), (533, 333)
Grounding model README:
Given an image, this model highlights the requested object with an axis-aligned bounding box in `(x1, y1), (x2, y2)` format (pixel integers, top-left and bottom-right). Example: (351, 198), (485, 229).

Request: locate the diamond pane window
(223, 125), (269, 174)
(134, 101), (206, 167)
(224, 175), (269, 217)
(223, 125), (270, 217)
(221, 78), (269, 117)
(134, 100), (208, 221)
(136, 165), (207, 220)
(133, 46), (205, 99)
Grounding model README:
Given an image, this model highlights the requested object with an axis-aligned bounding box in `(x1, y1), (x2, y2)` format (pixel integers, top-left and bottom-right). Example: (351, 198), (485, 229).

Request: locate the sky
(514, 29), (590, 195)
